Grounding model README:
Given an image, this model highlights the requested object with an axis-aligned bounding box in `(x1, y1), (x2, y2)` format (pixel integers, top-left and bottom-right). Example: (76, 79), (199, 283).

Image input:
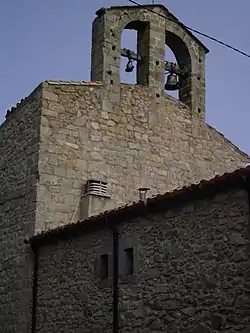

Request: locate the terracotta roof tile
(4, 83), (43, 120)
(45, 80), (103, 86)
(28, 166), (250, 247)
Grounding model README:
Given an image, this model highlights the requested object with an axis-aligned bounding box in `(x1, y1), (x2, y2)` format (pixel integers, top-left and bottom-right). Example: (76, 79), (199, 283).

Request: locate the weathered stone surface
(195, 323), (211, 333)
(210, 313), (225, 330)
(36, 229), (113, 333)
(118, 190), (250, 332)
(0, 86), (42, 333)
(36, 82), (250, 232)
(35, 189), (250, 332)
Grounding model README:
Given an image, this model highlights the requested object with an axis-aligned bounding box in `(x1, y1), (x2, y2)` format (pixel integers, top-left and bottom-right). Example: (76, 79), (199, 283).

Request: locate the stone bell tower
(91, 4), (209, 119)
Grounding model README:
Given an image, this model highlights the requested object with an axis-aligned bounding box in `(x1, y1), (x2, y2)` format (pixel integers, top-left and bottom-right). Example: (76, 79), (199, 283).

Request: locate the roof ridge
(28, 166), (250, 246)
(45, 80), (103, 86)
(3, 83), (43, 122)
(206, 123), (250, 159)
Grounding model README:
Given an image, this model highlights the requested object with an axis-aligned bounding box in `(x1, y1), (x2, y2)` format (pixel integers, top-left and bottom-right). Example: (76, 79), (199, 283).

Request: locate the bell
(165, 73), (179, 91)
(125, 60), (134, 73)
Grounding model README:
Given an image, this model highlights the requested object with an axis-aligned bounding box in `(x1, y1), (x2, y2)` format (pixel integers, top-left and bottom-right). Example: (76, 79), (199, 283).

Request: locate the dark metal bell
(125, 60), (134, 73)
(165, 73), (179, 91)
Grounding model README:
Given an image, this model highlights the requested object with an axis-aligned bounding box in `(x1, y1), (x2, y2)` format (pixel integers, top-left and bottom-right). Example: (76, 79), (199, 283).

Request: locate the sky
(0, 0), (249, 155)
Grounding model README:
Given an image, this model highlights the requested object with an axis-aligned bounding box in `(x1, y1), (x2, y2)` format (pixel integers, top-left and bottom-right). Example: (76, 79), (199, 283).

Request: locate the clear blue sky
(1, 0), (249, 155)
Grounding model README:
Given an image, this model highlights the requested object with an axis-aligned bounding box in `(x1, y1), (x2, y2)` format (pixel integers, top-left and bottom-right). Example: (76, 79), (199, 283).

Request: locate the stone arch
(120, 20), (150, 85)
(165, 30), (192, 72)
(165, 30), (192, 103)
(113, 11), (149, 38)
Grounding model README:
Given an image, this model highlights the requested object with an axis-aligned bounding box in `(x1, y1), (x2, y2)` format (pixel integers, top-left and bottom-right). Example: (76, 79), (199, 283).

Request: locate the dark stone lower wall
(36, 229), (113, 333)
(0, 193), (36, 333)
(35, 189), (250, 333)
(118, 189), (250, 332)
(0, 89), (41, 333)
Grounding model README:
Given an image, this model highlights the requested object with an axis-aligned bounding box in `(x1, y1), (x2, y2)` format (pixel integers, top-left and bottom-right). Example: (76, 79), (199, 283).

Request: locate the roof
(45, 80), (102, 86)
(28, 166), (250, 247)
(97, 5), (209, 54)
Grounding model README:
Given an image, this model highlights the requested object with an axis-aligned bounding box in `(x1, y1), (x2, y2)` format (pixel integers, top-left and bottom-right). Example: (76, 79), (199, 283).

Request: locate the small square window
(124, 247), (134, 275)
(100, 253), (109, 279)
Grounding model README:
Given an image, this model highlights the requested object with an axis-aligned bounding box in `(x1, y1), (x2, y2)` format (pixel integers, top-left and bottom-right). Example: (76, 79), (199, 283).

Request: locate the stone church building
(0, 3), (249, 333)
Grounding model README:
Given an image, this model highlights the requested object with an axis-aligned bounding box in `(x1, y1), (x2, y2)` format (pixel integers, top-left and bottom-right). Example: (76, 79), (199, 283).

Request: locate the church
(0, 4), (249, 333)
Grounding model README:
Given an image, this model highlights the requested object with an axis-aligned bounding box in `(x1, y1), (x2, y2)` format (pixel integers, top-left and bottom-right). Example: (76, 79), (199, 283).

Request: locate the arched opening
(165, 31), (191, 103)
(120, 21), (150, 86)
(165, 45), (179, 99)
(120, 29), (138, 84)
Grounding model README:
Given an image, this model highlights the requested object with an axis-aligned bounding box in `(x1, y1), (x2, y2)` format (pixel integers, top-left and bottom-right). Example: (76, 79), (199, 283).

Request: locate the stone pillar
(178, 49), (206, 120)
(165, 15), (208, 120)
(91, 14), (105, 82)
(136, 23), (150, 86)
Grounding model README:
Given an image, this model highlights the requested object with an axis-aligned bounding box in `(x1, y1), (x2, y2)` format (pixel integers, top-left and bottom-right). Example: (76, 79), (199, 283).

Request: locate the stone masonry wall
(35, 188), (250, 332)
(37, 81), (250, 232)
(117, 189), (250, 332)
(0, 88), (41, 333)
(36, 228), (113, 333)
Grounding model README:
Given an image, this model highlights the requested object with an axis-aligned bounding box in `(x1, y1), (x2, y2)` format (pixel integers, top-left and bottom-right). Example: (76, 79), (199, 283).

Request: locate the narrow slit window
(100, 253), (109, 279)
(124, 247), (134, 275)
